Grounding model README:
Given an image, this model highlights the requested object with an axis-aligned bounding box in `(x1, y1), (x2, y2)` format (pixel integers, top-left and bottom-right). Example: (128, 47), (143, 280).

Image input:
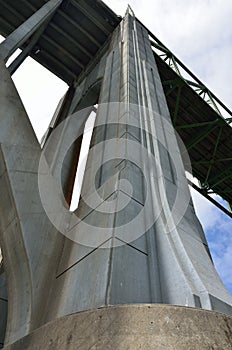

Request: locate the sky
(0, 0), (231, 295)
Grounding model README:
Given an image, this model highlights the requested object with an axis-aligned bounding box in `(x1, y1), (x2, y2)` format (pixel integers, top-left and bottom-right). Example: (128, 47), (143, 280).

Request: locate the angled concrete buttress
(0, 6), (231, 350)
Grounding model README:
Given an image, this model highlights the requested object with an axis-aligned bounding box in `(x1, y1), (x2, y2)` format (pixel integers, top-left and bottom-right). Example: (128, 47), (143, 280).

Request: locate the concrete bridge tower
(0, 1), (231, 349)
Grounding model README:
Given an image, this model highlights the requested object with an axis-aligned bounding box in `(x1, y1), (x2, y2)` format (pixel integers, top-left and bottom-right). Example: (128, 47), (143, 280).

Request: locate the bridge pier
(0, 4), (231, 350)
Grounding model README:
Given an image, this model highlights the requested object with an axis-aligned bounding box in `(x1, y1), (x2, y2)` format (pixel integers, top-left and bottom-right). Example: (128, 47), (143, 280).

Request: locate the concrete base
(3, 304), (232, 349)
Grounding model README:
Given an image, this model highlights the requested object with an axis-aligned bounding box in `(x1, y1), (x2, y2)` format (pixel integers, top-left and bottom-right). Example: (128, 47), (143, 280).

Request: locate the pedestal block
(3, 304), (232, 350)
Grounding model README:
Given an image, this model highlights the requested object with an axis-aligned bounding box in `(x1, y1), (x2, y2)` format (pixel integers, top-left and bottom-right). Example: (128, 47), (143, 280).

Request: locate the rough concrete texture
(3, 305), (232, 350)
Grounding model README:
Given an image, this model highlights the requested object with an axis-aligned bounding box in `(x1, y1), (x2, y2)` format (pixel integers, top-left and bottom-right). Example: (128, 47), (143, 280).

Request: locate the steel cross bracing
(0, 0), (231, 216)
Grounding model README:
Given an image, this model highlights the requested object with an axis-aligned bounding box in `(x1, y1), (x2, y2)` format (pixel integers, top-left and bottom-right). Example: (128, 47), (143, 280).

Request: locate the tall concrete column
(46, 11), (232, 321)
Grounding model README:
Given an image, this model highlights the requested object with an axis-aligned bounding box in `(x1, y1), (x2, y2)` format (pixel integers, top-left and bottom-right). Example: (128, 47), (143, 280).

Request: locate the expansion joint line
(56, 238), (112, 279)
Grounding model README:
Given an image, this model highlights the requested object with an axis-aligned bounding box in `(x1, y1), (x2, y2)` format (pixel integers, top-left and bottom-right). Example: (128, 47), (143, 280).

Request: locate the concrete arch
(0, 58), (64, 345)
(0, 146), (32, 345)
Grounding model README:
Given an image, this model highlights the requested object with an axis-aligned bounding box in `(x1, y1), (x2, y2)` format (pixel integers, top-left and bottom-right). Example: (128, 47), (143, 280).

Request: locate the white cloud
(190, 189), (220, 230)
(105, 0), (232, 110)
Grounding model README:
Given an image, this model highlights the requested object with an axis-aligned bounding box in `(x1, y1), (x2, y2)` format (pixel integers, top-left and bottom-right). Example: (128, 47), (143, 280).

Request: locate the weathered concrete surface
(3, 305), (232, 350)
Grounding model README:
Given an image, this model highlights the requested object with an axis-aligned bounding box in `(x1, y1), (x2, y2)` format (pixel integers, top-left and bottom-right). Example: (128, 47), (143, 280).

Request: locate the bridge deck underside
(0, 0), (231, 207)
